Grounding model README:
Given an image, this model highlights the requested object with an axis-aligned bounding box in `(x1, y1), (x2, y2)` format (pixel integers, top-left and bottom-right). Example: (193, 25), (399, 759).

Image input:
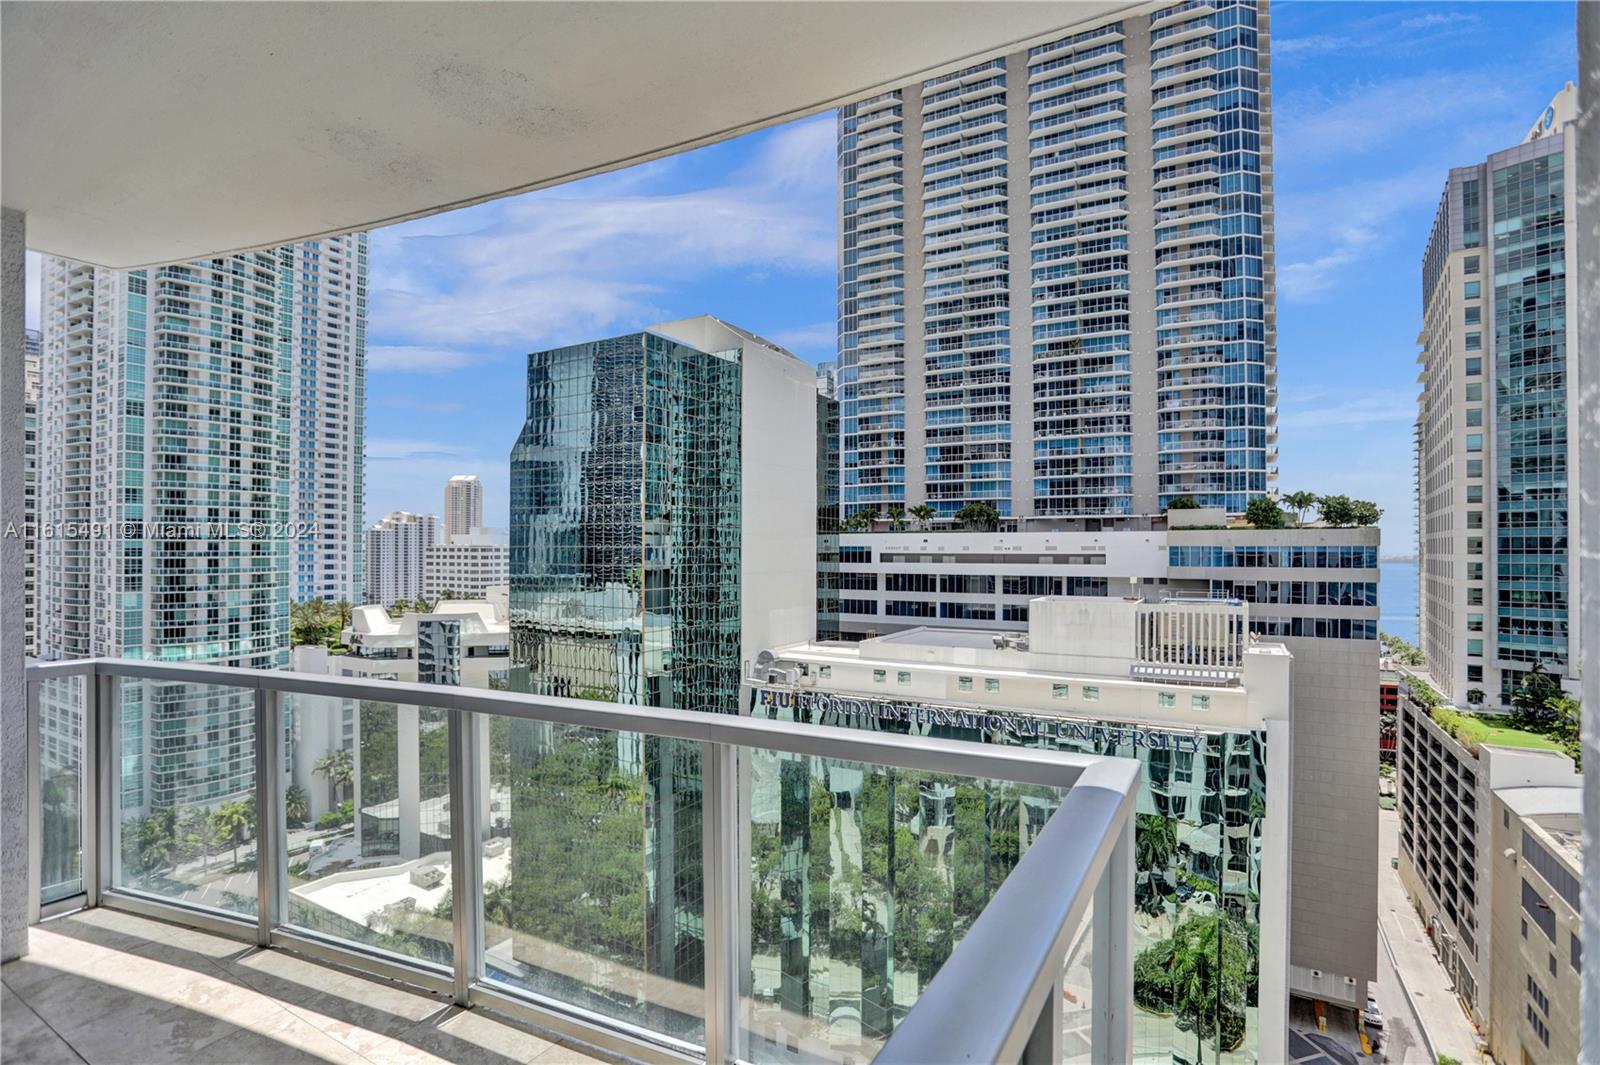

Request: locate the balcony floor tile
(3, 910), (618, 1065)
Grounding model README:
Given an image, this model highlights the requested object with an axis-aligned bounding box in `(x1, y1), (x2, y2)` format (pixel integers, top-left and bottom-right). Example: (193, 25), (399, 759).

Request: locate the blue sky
(26, 2), (1578, 554)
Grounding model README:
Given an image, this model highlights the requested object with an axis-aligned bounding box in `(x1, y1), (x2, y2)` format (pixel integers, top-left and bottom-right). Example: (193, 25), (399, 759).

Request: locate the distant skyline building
(283, 235), (367, 603)
(836, 0), (1276, 525)
(37, 253), (290, 813)
(424, 531), (508, 601)
(444, 474), (484, 541)
(1415, 84), (1580, 706)
(363, 511), (439, 606)
(22, 327), (40, 657)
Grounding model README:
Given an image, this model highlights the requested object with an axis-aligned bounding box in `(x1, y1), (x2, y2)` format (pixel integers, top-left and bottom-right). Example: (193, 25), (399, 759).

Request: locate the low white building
(424, 531), (508, 601)
(746, 595), (1294, 1064)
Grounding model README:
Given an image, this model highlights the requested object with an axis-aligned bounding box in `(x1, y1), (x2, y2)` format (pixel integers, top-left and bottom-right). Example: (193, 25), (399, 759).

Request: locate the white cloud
(367, 115), (836, 356)
(1275, 168), (1443, 301)
(368, 345), (495, 373)
(1273, 8), (1482, 62)
(366, 438), (474, 461)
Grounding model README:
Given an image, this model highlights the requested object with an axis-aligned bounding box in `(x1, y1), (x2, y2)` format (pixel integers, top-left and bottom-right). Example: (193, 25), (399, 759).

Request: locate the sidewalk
(1376, 808), (1485, 1064)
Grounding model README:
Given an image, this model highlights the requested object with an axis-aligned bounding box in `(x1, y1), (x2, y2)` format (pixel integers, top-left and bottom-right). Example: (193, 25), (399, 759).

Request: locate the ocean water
(1380, 560), (1419, 644)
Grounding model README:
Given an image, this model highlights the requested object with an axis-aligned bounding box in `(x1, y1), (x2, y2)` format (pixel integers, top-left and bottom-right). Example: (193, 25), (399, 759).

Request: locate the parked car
(1364, 995), (1385, 1030)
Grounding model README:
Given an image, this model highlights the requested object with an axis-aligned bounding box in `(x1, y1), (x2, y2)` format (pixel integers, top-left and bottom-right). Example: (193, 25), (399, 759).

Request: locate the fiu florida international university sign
(753, 687), (1203, 754)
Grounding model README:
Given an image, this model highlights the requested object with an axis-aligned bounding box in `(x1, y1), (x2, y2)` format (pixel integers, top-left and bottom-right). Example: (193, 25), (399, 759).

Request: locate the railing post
(448, 707), (484, 1006)
(93, 672), (114, 903)
(254, 687), (284, 947)
(25, 673), (42, 924)
(700, 740), (738, 1065)
(1020, 969), (1063, 1065)
(1091, 807), (1134, 1064)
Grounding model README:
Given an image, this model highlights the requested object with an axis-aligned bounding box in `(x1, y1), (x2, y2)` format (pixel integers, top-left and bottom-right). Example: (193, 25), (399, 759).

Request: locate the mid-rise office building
(423, 531), (509, 601)
(283, 236), (367, 603)
(748, 595), (1292, 1062)
(505, 315), (816, 1035)
(444, 473), (484, 541)
(363, 511), (439, 606)
(830, 513), (1380, 1012)
(837, 0), (1276, 524)
(1416, 84), (1581, 707)
(1396, 677), (1581, 1055)
(37, 254), (290, 813)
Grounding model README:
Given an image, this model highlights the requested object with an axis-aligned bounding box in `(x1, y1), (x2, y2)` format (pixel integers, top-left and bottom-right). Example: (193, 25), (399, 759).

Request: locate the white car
(1363, 996), (1385, 1030)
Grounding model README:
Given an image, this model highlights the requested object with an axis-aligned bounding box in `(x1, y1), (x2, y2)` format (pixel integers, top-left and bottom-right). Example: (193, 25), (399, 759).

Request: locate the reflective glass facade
(751, 690), (1268, 1064)
(504, 331), (743, 1037)
(1491, 151), (1569, 691)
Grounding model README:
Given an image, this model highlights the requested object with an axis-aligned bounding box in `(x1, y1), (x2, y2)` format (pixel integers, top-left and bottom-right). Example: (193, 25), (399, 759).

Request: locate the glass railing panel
(282, 692), (454, 966)
(38, 674), (86, 903)
(482, 723), (706, 1047)
(739, 747), (1068, 1064)
(111, 678), (259, 916)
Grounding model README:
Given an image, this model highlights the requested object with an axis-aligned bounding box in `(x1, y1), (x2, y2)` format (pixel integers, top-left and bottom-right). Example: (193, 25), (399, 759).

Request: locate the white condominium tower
(364, 511), (439, 606)
(444, 473), (483, 541)
(837, 0), (1275, 526)
(283, 236), (367, 603)
(38, 254), (290, 812)
(1416, 85), (1581, 707)
(23, 328), (40, 656)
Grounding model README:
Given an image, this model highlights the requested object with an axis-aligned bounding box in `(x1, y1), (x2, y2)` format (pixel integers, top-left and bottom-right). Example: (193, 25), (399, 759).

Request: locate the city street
(1374, 807), (1485, 1063)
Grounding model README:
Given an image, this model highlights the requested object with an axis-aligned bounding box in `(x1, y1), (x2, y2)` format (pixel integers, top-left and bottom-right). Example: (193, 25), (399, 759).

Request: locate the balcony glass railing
(25, 658), (1137, 1065)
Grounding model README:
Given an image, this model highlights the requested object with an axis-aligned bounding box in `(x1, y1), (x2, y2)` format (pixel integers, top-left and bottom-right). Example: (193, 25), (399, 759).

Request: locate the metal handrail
(25, 656), (1139, 1065)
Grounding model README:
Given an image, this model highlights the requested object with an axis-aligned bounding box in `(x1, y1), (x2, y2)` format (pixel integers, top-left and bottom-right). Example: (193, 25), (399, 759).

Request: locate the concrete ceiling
(2, 1), (1138, 269)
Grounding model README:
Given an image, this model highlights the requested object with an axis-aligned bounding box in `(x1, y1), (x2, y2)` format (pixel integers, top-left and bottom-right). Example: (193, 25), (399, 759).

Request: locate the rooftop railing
(25, 657), (1137, 1065)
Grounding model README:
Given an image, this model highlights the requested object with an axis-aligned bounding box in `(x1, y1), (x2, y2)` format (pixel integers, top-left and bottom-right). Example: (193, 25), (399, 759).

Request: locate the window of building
(984, 678), (1000, 693)
(1466, 434), (1483, 452)
(1467, 459), (1483, 478)
(873, 669), (886, 684)
(1464, 281), (1480, 298)
(1572, 934), (1583, 973)
(1467, 486), (1483, 504)
(1082, 685), (1100, 702)
(1464, 255), (1479, 274)
(958, 676), (973, 692)
(1550, 954), (1557, 977)
(1465, 357), (1482, 376)
(1468, 613), (1483, 632)
(1192, 693), (1211, 710)
(1468, 639), (1483, 657)
(1052, 683), (1069, 700)
(897, 671), (911, 686)
(819, 665), (831, 678)
(1158, 692), (1175, 707)
(1465, 382), (1483, 401)
(1464, 306), (1481, 325)
(1466, 408), (1483, 426)
(1468, 665), (1483, 682)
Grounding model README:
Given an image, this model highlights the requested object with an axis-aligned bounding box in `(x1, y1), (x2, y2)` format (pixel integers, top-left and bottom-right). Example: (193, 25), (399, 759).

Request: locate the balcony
(17, 658), (1138, 1065)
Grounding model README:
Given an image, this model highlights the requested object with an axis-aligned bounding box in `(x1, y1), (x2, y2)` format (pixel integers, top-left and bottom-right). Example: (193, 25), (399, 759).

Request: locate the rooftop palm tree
(909, 504), (935, 530)
(1281, 490), (1319, 528)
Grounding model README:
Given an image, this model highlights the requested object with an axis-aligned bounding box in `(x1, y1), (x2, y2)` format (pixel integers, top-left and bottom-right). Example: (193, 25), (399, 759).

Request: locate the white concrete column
(1576, 4), (1598, 1059)
(397, 705), (420, 859)
(1, 208), (28, 962)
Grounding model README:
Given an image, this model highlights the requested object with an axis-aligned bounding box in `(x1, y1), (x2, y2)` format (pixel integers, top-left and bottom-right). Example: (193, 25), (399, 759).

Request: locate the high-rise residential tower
(363, 511), (439, 606)
(37, 254), (290, 813)
(444, 474), (483, 541)
(1416, 85), (1581, 707)
(282, 236), (367, 603)
(22, 328), (40, 657)
(837, 0), (1275, 525)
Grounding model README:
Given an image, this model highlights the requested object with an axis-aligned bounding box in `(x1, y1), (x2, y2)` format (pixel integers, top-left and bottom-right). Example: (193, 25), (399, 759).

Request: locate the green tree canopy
(1166, 496), (1201, 510)
(1280, 491), (1318, 527)
(1243, 497), (1286, 529)
(954, 501), (1001, 531)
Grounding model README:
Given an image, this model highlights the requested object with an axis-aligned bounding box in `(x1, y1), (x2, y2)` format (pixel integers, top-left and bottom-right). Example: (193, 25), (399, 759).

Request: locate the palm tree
(285, 784), (309, 827)
(137, 807), (179, 884)
(1281, 490), (1319, 528)
(886, 506), (907, 532)
(212, 801), (254, 870)
(313, 747), (355, 810)
(909, 504), (935, 530)
(954, 501), (1000, 531)
(334, 598), (354, 629)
